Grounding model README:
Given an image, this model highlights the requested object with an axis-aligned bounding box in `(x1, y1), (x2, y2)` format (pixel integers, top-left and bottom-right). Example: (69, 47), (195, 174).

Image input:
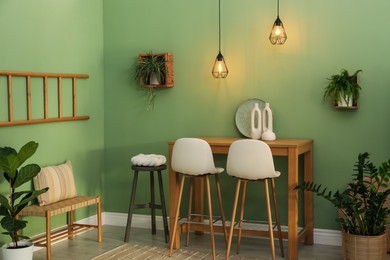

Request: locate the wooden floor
(31, 225), (346, 260)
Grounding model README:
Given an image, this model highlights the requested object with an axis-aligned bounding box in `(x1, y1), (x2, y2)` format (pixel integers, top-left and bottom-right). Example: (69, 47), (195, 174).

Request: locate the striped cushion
(34, 161), (78, 206)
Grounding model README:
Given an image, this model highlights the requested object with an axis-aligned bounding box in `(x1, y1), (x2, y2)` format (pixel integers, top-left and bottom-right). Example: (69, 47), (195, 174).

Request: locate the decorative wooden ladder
(0, 71), (90, 127)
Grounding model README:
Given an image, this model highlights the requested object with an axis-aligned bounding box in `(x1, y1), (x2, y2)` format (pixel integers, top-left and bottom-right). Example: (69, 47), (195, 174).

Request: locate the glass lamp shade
(269, 16), (287, 45)
(212, 52), (228, 78)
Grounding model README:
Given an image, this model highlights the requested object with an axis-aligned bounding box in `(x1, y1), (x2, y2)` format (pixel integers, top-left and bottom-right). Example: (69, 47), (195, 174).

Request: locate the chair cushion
(33, 161), (78, 206)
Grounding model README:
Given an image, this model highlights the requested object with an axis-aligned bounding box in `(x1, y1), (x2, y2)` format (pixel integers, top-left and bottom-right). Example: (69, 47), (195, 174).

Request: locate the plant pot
(341, 231), (387, 260)
(337, 96), (353, 107)
(2, 240), (34, 260)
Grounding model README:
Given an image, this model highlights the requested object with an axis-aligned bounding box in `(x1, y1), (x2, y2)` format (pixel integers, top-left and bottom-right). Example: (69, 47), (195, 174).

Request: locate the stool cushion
(33, 161), (78, 206)
(131, 154), (166, 167)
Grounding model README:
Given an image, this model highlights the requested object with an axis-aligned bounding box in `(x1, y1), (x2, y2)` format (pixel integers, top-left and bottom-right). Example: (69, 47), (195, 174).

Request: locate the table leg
(194, 177), (204, 235)
(304, 146), (314, 245)
(287, 147), (299, 260)
(169, 157), (181, 249)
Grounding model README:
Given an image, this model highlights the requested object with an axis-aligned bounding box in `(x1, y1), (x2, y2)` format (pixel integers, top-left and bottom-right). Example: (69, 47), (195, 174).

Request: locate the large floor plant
(0, 141), (48, 248)
(296, 152), (390, 236)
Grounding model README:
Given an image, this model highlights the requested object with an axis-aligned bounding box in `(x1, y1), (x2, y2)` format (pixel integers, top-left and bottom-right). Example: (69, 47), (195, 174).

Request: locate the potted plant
(296, 152), (390, 260)
(0, 141), (48, 260)
(323, 69), (362, 107)
(134, 52), (168, 111)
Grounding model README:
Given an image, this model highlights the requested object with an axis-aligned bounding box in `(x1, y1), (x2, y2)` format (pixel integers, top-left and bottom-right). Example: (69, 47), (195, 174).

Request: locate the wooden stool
(124, 164), (169, 243)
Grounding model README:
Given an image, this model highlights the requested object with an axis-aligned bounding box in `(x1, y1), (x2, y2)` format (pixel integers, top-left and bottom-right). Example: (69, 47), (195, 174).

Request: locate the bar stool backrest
(227, 139), (280, 180)
(172, 138), (223, 176)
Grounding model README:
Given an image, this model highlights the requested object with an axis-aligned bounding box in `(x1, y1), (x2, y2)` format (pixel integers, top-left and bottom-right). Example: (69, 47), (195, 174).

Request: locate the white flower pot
(2, 240), (34, 260)
(337, 96), (353, 107)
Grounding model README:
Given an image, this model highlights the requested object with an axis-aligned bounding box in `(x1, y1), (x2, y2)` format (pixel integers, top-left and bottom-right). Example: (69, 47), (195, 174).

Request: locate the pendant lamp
(212, 0), (228, 78)
(269, 0), (287, 45)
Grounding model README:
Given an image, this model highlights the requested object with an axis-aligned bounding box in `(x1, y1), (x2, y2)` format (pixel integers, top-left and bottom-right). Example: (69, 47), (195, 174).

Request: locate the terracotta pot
(342, 231), (387, 260)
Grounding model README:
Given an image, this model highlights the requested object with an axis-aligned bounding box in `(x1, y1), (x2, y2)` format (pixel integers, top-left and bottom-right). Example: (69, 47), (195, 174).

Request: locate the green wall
(0, 0), (104, 244)
(0, 0), (389, 245)
(103, 0), (390, 231)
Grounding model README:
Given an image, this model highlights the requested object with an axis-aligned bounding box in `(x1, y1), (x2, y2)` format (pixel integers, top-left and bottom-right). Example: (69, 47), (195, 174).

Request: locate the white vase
(250, 103), (262, 139)
(261, 102), (276, 141)
(2, 240), (34, 260)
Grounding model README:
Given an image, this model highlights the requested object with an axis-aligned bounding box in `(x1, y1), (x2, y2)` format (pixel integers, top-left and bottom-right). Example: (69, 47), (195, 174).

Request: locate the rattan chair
(225, 139), (284, 260)
(169, 138), (227, 260)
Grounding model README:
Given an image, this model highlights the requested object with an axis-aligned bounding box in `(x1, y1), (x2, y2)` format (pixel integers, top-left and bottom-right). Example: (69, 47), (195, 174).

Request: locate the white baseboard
(101, 212), (341, 246)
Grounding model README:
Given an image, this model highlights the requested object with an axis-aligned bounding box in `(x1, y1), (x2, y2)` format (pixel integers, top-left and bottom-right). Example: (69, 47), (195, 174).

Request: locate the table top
(169, 137), (313, 148)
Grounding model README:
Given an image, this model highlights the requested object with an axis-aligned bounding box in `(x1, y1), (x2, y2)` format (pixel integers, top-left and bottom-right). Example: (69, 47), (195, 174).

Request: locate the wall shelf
(138, 53), (174, 88)
(0, 71), (90, 127)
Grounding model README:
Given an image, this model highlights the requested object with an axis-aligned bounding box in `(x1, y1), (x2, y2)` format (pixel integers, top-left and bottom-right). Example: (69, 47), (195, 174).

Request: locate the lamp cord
(277, 0), (280, 17)
(218, 0), (221, 52)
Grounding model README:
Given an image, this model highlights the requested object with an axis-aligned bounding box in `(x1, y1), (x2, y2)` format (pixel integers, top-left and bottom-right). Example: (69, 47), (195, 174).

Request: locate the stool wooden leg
(97, 196), (102, 242)
(271, 178), (284, 257)
(205, 175), (216, 260)
(46, 211), (51, 260)
(186, 177), (194, 246)
(124, 170), (139, 242)
(264, 179), (276, 260)
(226, 179), (241, 260)
(157, 170), (169, 243)
(215, 174), (228, 245)
(68, 210), (75, 240)
(237, 180), (247, 254)
(169, 175), (186, 257)
(150, 171), (156, 235)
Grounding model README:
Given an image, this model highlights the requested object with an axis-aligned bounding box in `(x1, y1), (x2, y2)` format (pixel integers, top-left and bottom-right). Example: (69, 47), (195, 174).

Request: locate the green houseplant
(134, 53), (168, 111)
(323, 69), (362, 107)
(0, 141), (48, 259)
(296, 152), (390, 259)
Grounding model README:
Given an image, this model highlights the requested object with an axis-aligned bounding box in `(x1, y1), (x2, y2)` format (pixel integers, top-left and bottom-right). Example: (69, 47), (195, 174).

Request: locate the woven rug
(92, 243), (265, 260)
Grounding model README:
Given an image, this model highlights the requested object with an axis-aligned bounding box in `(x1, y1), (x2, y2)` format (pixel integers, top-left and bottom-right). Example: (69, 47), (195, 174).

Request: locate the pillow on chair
(33, 161), (78, 206)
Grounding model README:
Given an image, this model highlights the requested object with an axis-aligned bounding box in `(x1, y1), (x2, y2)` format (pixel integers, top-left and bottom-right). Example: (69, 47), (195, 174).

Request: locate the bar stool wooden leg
(169, 175), (186, 257)
(157, 171), (169, 243)
(236, 180), (247, 254)
(271, 178), (284, 257)
(186, 177), (194, 246)
(215, 174), (228, 245)
(264, 179), (276, 260)
(226, 179), (241, 260)
(205, 175), (216, 260)
(124, 170), (139, 242)
(150, 171), (156, 235)
(97, 196), (102, 242)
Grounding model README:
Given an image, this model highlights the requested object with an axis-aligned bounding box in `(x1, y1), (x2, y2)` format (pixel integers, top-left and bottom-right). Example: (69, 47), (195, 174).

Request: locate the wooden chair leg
(215, 174), (228, 245)
(169, 175), (186, 257)
(237, 180), (247, 254)
(264, 179), (276, 260)
(150, 171), (156, 235)
(205, 175), (216, 260)
(46, 211), (51, 260)
(97, 196), (102, 242)
(186, 177), (194, 246)
(68, 210), (75, 240)
(226, 179), (241, 260)
(157, 171), (169, 243)
(271, 178), (284, 257)
(124, 170), (139, 242)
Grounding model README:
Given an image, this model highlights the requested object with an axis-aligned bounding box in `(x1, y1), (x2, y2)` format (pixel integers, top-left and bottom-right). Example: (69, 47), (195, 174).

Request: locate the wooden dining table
(168, 137), (314, 260)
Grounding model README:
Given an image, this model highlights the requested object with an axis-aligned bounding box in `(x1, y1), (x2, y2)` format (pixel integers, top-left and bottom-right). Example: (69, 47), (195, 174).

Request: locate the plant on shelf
(0, 141), (48, 259)
(296, 152), (390, 259)
(134, 52), (167, 111)
(323, 69), (362, 107)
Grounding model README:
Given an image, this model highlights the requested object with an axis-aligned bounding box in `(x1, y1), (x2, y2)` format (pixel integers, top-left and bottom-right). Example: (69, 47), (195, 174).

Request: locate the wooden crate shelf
(138, 53), (174, 88)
